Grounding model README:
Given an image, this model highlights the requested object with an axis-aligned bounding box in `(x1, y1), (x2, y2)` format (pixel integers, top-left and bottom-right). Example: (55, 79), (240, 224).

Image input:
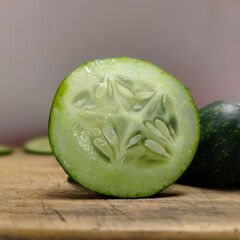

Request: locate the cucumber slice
(49, 58), (200, 198)
(24, 137), (52, 154)
(0, 145), (13, 156)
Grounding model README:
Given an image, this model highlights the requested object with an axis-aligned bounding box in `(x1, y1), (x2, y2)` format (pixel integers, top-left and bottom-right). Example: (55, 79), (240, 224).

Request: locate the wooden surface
(0, 149), (240, 240)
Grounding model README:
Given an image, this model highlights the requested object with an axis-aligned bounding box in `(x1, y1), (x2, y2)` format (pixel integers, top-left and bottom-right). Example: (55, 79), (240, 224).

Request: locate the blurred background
(0, 0), (240, 145)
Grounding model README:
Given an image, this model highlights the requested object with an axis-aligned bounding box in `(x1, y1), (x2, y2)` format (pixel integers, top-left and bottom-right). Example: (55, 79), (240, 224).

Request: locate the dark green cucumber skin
(67, 176), (78, 184)
(24, 149), (53, 155)
(0, 151), (13, 156)
(179, 100), (240, 188)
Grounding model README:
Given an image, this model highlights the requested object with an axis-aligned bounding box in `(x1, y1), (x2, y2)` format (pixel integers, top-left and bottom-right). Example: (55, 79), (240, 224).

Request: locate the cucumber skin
(24, 149), (52, 155)
(179, 100), (240, 188)
(0, 145), (13, 156)
(0, 148), (13, 156)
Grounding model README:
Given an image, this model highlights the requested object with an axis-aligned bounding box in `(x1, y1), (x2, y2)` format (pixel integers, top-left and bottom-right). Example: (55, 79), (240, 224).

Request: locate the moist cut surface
(49, 58), (199, 197)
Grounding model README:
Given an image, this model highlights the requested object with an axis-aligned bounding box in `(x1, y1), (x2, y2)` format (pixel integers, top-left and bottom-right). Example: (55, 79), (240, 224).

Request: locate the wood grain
(0, 149), (239, 240)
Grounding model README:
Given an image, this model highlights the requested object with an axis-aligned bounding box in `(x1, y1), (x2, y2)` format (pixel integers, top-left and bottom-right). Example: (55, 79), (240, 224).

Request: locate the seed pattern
(161, 93), (174, 112)
(72, 76), (176, 164)
(155, 119), (172, 140)
(144, 139), (169, 157)
(135, 90), (155, 100)
(148, 102), (155, 113)
(133, 104), (142, 111)
(102, 125), (119, 148)
(169, 125), (175, 136)
(117, 83), (134, 99)
(96, 83), (107, 99)
(162, 93), (167, 108)
(104, 76), (114, 97)
(126, 134), (141, 149)
(93, 138), (113, 160)
(145, 121), (164, 139)
(73, 98), (86, 108)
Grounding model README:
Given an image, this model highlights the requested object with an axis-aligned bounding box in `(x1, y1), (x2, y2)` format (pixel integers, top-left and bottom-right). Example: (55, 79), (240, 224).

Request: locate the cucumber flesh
(24, 137), (52, 154)
(49, 58), (200, 198)
(0, 145), (13, 156)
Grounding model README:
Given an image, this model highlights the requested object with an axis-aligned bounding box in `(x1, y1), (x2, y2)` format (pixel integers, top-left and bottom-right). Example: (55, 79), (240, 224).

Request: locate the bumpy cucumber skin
(49, 57), (200, 198)
(179, 100), (240, 188)
(0, 146), (13, 156)
(24, 137), (53, 155)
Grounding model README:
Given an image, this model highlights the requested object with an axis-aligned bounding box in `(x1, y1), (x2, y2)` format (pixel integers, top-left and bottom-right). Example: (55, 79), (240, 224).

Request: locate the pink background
(1, 0), (240, 144)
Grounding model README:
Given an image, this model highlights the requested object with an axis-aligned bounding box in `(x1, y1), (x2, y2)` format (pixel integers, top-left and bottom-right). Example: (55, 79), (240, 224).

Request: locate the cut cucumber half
(0, 145), (13, 156)
(24, 137), (52, 154)
(49, 57), (200, 198)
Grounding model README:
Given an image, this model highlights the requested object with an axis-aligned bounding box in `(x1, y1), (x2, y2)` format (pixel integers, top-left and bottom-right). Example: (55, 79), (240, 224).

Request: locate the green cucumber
(24, 137), (52, 154)
(49, 57), (200, 198)
(67, 176), (78, 184)
(179, 100), (240, 188)
(0, 145), (13, 156)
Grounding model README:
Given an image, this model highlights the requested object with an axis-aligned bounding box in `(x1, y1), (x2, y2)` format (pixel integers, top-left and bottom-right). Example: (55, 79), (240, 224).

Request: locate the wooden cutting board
(0, 149), (239, 240)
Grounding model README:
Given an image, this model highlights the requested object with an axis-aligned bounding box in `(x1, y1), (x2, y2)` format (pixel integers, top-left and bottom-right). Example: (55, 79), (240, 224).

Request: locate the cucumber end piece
(0, 145), (13, 156)
(24, 137), (53, 155)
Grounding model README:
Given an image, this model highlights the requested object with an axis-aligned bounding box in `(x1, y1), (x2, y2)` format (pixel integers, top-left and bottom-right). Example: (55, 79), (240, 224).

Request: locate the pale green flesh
(24, 137), (52, 154)
(49, 58), (199, 197)
(0, 145), (12, 156)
